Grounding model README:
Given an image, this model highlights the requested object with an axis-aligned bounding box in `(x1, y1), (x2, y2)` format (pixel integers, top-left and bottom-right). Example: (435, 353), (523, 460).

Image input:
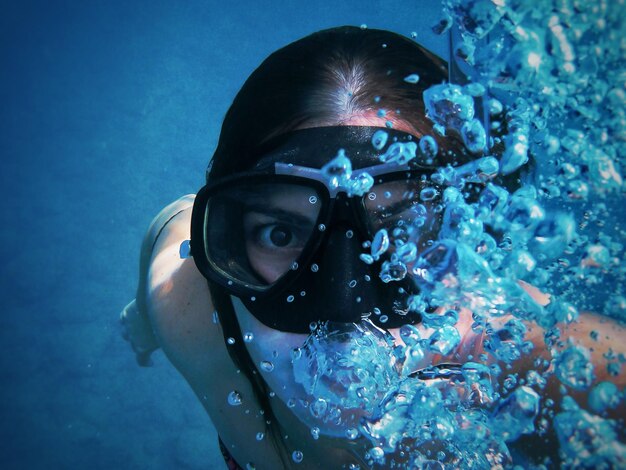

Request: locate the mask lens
(203, 182), (322, 290)
(364, 178), (442, 250)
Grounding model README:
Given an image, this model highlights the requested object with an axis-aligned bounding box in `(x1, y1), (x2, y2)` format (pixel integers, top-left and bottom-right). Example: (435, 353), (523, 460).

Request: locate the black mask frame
(191, 127), (446, 332)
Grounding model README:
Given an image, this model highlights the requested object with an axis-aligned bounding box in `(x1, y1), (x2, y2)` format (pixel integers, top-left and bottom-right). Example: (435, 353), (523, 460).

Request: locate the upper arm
(121, 195), (197, 366)
(144, 196), (219, 379)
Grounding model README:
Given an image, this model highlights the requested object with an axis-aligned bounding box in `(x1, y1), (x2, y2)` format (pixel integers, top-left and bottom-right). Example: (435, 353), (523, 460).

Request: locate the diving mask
(191, 127), (444, 333)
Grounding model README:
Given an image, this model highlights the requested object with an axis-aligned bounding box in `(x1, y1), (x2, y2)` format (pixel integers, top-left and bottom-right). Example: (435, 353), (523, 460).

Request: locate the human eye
(243, 209), (313, 252)
(243, 210), (313, 283)
(251, 221), (306, 250)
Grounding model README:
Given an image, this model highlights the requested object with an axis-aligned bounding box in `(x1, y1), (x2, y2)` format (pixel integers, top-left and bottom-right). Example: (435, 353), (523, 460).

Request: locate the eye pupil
(270, 226), (292, 247)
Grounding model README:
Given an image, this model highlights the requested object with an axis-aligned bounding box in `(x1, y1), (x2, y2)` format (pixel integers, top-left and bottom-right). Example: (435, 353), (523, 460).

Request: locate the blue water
(0, 1), (448, 468)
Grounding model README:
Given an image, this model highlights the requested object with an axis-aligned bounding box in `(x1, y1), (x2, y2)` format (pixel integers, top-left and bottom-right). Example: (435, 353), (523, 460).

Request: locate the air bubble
(179, 239), (191, 259)
(227, 391), (242, 406)
(292, 450), (304, 463)
(360, 253), (374, 264)
(404, 74), (420, 84)
(260, 361), (275, 372)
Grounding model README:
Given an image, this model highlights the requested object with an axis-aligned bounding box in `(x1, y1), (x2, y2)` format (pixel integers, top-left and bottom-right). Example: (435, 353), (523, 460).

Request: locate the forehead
(252, 126), (418, 171)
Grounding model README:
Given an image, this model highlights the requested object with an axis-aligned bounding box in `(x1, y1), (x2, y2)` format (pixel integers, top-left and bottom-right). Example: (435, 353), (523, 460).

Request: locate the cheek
(245, 242), (302, 285)
(245, 242), (282, 283)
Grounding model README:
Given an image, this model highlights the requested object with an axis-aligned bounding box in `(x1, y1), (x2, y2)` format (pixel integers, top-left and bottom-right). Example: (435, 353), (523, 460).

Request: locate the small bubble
(255, 432), (264, 441)
(368, 446), (385, 459)
(404, 74), (420, 84)
(250, 296), (256, 302)
(318, 224), (326, 232)
(364, 275), (371, 281)
(360, 24), (367, 29)
(290, 261), (298, 270)
(367, 192), (377, 201)
(227, 390), (242, 406)
(308, 195), (317, 204)
(348, 280), (357, 288)
(420, 187), (439, 201)
(179, 239), (191, 259)
(311, 427), (320, 440)
(311, 263), (319, 272)
(292, 450), (304, 463)
(300, 290), (306, 297)
(345, 428), (359, 440)
(379, 315), (389, 323)
(260, 361), (275, 372)
(309, 398), (328, 418)
(227, 337), (235, 345)
(291, 348), (302, 361)
(371, 130), (388, 150)
(359, 253), (374, 264)
(346, 229), (354, 238)
(243, 332), (254, 343)
(212, 311), (219, 324)
(227, 280), (233, 286)
(287, 295), (295, 303)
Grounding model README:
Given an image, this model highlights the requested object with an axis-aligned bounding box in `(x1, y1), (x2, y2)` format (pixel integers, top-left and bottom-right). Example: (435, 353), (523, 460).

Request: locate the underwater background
(0, 1), (448, 468)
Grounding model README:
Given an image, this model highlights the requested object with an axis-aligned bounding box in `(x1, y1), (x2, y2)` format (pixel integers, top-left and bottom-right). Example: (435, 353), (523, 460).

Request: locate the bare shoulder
(145, 195), (221, 382)
(145, 197), (287, 467)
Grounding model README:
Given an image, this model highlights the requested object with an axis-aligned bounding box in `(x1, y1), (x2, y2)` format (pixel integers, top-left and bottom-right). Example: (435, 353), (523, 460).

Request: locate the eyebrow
(243, 204), (317, 226)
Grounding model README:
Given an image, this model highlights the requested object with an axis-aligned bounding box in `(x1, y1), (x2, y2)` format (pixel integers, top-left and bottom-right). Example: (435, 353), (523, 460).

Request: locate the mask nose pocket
(296, 215), (421, 328)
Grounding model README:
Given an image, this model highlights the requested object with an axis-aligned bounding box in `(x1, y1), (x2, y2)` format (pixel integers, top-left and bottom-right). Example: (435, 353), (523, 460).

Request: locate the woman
(121, 27), (624, 468)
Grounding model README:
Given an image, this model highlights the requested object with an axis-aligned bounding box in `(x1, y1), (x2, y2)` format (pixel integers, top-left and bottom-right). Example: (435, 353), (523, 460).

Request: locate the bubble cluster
(282, 1), (625, 466)
(321, 150), (374, 196)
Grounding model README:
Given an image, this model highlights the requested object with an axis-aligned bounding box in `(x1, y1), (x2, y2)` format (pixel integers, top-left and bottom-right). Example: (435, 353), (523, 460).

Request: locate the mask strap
(207, 280), (291, 467)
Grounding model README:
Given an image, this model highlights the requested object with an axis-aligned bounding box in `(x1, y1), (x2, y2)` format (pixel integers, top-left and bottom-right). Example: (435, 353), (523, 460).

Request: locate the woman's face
(235, 118), (432, 436)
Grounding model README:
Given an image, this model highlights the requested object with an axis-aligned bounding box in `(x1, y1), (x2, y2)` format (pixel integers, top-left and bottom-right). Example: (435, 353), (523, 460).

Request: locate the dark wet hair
(207, 25), (461, 181)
